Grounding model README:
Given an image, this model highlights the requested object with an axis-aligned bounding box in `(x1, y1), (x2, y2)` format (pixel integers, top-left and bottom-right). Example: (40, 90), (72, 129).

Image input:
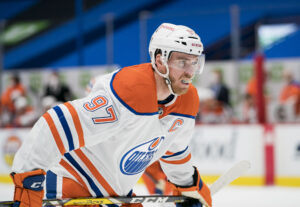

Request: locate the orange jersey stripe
(59, 159), (89, 192)
(160, 153), (191, 165)
(43, 112), (66, 155)
(64, 102), (85, 147)
(74, 149), (118, 196)
(165, 151), (174, 156)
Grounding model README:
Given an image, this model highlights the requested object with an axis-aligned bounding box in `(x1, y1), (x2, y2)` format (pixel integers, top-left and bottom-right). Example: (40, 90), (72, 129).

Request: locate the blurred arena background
(0, 0), (300, 206)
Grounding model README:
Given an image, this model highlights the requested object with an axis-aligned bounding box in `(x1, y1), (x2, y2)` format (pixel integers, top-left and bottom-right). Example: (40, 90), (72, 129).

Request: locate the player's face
(168, 52), (199, 95)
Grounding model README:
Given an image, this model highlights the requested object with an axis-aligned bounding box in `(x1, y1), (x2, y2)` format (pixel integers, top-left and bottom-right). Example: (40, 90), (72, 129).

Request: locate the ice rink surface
(1, 183), (300, 207)
(133, 185), (300, 207)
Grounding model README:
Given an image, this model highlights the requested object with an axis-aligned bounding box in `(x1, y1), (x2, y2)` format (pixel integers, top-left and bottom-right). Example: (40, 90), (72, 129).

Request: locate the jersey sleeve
(12, 117), (63, 173)
(159, 117), (196, 186)
(159, 86), (200, 186)
(12, 74), (121, 173)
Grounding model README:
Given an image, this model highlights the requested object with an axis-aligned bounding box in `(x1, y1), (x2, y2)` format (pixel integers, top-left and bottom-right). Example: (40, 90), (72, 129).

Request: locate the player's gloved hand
(170, 167), (212, 207)
(10, 169), (46, 207)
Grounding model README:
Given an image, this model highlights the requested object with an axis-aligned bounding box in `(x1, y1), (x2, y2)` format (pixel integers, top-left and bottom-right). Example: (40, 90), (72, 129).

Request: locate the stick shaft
(0, 195), (190, 206)
(210, 160), (251, 195)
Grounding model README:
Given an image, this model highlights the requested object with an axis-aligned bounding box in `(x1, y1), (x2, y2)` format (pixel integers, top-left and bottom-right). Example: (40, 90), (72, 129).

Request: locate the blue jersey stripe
(53, 105), (75, 151)
(169, 112), (196, 119)
(64, 152), (103, 197)
(110, 70), (158, 116)
(46, 170), (57, 199)
(161, 146), (189, 159)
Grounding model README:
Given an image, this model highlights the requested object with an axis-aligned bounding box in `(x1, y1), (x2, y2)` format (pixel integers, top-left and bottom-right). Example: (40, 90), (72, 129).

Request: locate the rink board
(191, 124), (265, 186)
(0, 124), (299, 186)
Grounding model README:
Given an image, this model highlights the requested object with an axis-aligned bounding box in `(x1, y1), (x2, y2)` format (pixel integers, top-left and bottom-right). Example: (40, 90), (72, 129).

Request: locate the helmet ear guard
(152, 49), (169, 78)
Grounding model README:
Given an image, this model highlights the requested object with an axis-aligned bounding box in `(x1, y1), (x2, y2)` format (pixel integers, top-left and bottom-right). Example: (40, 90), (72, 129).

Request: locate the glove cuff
(168, 167), (212, 207)
(10, 169), (46, 203)
(11, 169), (46, 188)
(169, 167), (202, 190)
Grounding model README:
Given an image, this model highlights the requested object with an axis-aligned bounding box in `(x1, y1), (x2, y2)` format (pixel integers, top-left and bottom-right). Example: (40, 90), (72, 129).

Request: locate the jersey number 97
(83, 96), (118, 124)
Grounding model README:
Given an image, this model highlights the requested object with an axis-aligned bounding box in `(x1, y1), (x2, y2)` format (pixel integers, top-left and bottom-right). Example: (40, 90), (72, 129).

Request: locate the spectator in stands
(196, 71), (232, 124)
(43, 71), (73, 103)
(242, 93), (257, 123)
(246, 75), (257, 102)
(278, 69), (300, 121)
(12, 96), (39, 127)
(41, 95), (57, 114)
(196, 87), (230, 123)
(209, 70), (232, 121)
(0, 74), (26, 127)
(209, 70), (231, 108)
(243, 70), (268, 123)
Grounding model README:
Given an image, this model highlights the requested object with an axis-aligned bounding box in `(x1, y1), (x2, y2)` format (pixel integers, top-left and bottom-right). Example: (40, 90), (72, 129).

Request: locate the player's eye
(191, 61), (198, 65)
(177, 60), (186, 68)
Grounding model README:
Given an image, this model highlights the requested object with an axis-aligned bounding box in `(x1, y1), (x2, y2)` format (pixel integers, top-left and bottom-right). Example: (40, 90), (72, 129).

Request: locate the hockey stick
(0, 160), (250, 206)
(210, 160), (251, 195)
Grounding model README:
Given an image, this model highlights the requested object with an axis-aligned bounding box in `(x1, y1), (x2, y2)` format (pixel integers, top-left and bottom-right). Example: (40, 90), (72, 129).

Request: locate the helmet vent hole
(181, 42), (187, 46)
(188, 36), (198, 39)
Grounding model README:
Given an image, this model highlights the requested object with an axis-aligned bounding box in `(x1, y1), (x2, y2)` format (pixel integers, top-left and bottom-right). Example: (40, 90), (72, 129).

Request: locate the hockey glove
(10, 169), (46, 207)
(170, 167), (212, 207)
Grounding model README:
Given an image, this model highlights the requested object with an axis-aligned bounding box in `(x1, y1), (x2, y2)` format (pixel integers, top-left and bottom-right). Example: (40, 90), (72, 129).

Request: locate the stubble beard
(169, 74), (190, 96)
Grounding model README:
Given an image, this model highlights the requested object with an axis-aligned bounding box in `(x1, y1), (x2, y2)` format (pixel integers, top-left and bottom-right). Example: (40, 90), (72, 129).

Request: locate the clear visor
(167, 53), (205, 75)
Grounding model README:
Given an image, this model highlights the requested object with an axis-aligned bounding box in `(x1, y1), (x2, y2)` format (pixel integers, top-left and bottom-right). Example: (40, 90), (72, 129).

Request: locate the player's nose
(184, 68), (194, 78)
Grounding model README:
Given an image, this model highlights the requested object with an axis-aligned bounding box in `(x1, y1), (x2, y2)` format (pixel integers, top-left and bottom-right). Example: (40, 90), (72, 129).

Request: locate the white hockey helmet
(149, 23), (205, 76)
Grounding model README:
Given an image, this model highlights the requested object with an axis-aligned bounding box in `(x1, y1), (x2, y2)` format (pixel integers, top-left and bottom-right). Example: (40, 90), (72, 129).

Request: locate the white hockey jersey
(12, 63), (200, 198)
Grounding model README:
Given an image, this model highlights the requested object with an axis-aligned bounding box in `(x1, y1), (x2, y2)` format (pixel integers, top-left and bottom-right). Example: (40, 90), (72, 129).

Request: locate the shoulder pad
(111, 63), (158, 115)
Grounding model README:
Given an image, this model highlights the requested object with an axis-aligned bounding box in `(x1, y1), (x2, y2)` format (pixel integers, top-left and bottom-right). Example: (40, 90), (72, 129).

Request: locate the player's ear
(155, 54), (166, 74)
(155, 53), (162, 66)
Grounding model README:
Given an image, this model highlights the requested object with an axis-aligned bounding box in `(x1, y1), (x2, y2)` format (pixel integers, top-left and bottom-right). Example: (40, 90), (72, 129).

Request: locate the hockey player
(10, 23), (212, 207)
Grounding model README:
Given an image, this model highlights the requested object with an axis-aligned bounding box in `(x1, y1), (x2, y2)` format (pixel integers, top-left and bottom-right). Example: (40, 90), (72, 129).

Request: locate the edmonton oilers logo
(120, 136), (164, 175)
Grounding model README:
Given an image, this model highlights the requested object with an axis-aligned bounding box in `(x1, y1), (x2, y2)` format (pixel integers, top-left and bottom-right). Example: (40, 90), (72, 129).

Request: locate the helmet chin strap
(151, 57), (178, 96)
(163, 62), (176, 96)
